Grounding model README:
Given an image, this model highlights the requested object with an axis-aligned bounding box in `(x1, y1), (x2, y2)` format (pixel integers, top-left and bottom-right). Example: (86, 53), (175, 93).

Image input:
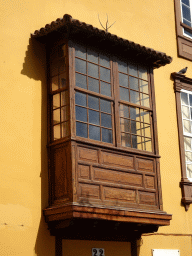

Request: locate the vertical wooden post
(55, 236), (62, 256)
(131, 240), (138, 256)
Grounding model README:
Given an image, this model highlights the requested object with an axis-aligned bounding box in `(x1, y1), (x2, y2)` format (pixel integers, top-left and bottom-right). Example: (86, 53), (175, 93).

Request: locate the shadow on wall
(21, 37), (55, 256)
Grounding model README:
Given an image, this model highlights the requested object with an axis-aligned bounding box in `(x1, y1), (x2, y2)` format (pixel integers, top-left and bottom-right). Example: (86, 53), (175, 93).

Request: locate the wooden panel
(93, 167), (142, 187)
(145, 176), (155, 189)
(101, 151), (134, 169)
(54, 147), (67, 199)
(79, 183), (100, 199)
(137, 158), (154, 172)
(78, 147), (98, 163)
(139, 191), (156, 205)
(104, 187), (136, 203)
(78, 164), (90, 180)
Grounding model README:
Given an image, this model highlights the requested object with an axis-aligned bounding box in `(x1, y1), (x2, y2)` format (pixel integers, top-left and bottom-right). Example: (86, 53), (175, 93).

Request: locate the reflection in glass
(118, 60), (127, 73)
(53, 109), (60, 124)
(129, 77), (139, 90)
(101, 81), (111, 97)
(88, 95), (99, 110)
(129, 64), (138, 77)
(132, 135), (137, 148)
(139, 67), (148, 80)
(76, 106), (87, 122)
(130, 90), (140, 104)
(58, 44), (66, 58)
(140, 80), (148, 93)
(121, 133), (131, 147)
(131, 120), (137, 134)
(61, 106), (69, 122)
(145, 139), (152, 151)
(101, 113), (112, 128)
(89, 110), (100, 125)
(61, 121), (69, 137)
(183, 119), (191, 133)
(76, 73), (87, 89)
(184, 136), (191, 150)
(87, 49), (98, 63)
(88, 63), (99, 78)
(182, 105), (189, 119)
(102, 128), (112, 143)
(58, 59), (65, 73)
(119, 73), (128, 87)
(100, 67), (110, 82)
(186, 151), (192, 162)
(52, 76), (59, 91)
(75, 92), (86, 106)
(76, 122), (88, 138)
(61, 90), (69, 106)
(75, 58), (86, 74)
(89, 125), (100, 141)
(100, 99), (111, 113)
(120, 104), (129, 118)
(54, 124), (60, 140)
(53, 94), (60, 109)
(187, 164), (192, 178)
(141, 110), (150, 123)
(120, 118), (130, 132)
(100, 54), (110, 67)
(75, 45), (86, 59)
(88, 77), (99, 93)
(120, 87), (129, 102)
(140, 93), (150, 107)
(189, 94), (192, 106)
(181, 92), (188, 105)
(60, 73), (66, 88)
(182, 4), (191, 21)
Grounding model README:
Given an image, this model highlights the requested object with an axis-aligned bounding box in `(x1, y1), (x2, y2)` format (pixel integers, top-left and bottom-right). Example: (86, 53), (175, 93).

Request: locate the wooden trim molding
(172, 72), (192, 211)
(174, 0), (192, 60)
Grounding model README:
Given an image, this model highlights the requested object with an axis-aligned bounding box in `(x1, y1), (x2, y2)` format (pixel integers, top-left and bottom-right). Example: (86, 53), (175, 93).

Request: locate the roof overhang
(32, 14), (172, 69)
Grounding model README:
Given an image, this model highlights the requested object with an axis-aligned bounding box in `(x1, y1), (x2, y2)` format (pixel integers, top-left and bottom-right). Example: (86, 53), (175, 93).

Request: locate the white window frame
(180, 0), (192, 39)
(181, 89), (192, 182)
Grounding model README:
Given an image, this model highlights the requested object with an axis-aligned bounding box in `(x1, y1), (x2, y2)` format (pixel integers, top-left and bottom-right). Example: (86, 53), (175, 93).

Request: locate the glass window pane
(75, 45), (86, 59)
(89, 125), (100, 141)
(131, 120), (137, 134)
(100, 67), (110, 82)
(187, 164), (192, 178)
(54, 124), (61, 140)
(88, 77), (99, 93)
(76, 73), (87, 89)
(87, 49), (98, 63)
(140, 93), (150, 107)
(120, 104), (129, 118)
(183, 19), (191, 26)
(145, 138), (152, 152)
(182, 105), (190, 119)
(183, 119), (191, 133)
(61, 90), (69, 106)
(61, 121), (69, 137)
(58, 44), (66, 58)
(129, 77), (139, 90)
(100, 99), (111, 113)
(88, 95), (99, 110)
(50, 61), (58, 77)
(130, 90), (140, 104)
(75, 92), (86, 106)
(186, 151), (192, 162)
(118, 60), (127, 73)
(101, 113), (112, 128)
(189, 94), (192, 106)
(121, 133), (131, 147)
(76, 122), (88, 138)
(58, 59), (66, 73)
(182, 0), (190, 6)
(120, 118), (130, 132)
(120, 87), (129, 102)
(129, 64), (138, 77)
(88, 63), (99, 78)
(141, 110), (150, 123)
(102, 128), (112, 143)
(89, 110), (100, 125)
(53, 94), (60, 109)
(59, 73), (67, 88)
(184, 136), (191, 150)
(140, 80), (148, 94)
(100, 54), (110, 67)
(190, 108), (192, 119)
(181, 92), (188, 105)
(184, 28), (192, 36)
(101, 81), (111, 97)
(75, 58), (86, 74)
(76, 106), (87, 122)
(132, 135), (137, 148)
(53, 109), (60, 124)
(139, 67), (148, 80)
(182, 4), (191, 22)
(52, 76), (59, 91)
(61, 106), (69, 122)
(136, 136), (142, 150)
(142, 123), (151, 137)
(119, 73), (128, 87)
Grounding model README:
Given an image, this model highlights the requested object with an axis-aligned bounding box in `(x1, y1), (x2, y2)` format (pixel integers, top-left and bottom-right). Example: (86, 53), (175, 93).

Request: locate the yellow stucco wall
(1, 0), (192, 255)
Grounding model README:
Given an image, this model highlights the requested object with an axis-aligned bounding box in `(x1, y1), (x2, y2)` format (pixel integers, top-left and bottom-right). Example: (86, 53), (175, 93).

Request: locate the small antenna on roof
(98, 14), (116, 32)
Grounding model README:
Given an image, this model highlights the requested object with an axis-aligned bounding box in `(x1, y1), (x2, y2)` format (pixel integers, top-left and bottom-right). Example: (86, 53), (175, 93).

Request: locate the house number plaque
(92, 248), (105, 256)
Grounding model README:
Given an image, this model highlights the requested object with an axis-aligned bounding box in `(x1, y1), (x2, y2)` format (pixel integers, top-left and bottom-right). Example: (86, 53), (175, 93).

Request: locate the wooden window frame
(172, 72), (192, 211)
(174, 0), (192, 60)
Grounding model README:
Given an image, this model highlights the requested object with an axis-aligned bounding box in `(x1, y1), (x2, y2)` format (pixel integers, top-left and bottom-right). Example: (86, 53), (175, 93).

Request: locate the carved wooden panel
(79, 183), (100, 199)
(137, 158), (154, 172)
(139, 192), (156, 205)
(93, 167), (142, 187)
(101, 152), (134, 169)
(78, 164), (90, 180)
(78, 147), (98, 163)
(104, 187), (136, 203)
(145, 176), (155, 189)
